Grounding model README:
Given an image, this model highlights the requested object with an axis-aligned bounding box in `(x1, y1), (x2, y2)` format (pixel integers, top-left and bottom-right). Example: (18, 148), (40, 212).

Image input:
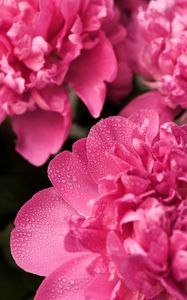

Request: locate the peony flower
(126, 0), (187, 114)
(11, 109), (187, 299)
(0, 0), (131, 165)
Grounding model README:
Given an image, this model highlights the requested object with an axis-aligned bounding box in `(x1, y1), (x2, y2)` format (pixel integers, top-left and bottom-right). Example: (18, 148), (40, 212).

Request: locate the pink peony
(127, 0), (187, 112)
(0, 0), (131, 165)
(11, 109), (187, 299)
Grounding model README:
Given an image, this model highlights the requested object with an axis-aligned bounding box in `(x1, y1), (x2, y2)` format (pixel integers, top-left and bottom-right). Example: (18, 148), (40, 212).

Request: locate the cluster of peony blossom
(0, 0), (132, 165)
(8, 0), (187, 299)
(11, 109), (187, 300)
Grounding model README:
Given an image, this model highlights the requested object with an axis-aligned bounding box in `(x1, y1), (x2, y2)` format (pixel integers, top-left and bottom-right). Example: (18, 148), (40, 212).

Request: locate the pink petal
(107, 232), (162, 299)
(11, 187), (79, 276)
(160, 277), (187, 300)
(35, 253), (99, 300)
(85, 272), (118, 300)
(48, 151), (99, 216)
(12, 87), (71, 166)
(0, 107), (6, 123)
(87, 116), (137, 182)
(172, 250), (187, 281)
(128, 109), (159, 144)
(120, 255), (162, 299)
(72, 138), (88, 166)
(108, 61), (132, 101)
(60, 0), (81, 22)
(67, 33), (117, 118)
(34, 0), (54, 37)
(108, 41), (133, 102)
(111, 281), (144, 300)
(120, 91), (178, 124)
(107, 231), (126, 269)
(12, 109), (69, 166)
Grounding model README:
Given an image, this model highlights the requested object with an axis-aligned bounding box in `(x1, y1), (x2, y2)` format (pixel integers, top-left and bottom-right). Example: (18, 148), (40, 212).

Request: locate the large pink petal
(11, 188), (79, 276)
(67, 33), (117, 118)
(48, 151), (99, 216)
(87, 116), (138, 182)
(12, 87), (71, 166)
(120, 91), (178, 124)
(35, 253), (99, 300)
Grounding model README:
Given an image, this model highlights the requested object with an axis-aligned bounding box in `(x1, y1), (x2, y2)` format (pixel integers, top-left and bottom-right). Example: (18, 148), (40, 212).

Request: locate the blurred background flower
(126, 0), (187, 117)
(0, 0), (132, 166)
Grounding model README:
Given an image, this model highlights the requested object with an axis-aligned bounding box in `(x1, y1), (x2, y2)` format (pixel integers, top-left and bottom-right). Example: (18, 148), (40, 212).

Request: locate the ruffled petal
(87, 116), (137, 182)
(129, 109), (159, 144)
